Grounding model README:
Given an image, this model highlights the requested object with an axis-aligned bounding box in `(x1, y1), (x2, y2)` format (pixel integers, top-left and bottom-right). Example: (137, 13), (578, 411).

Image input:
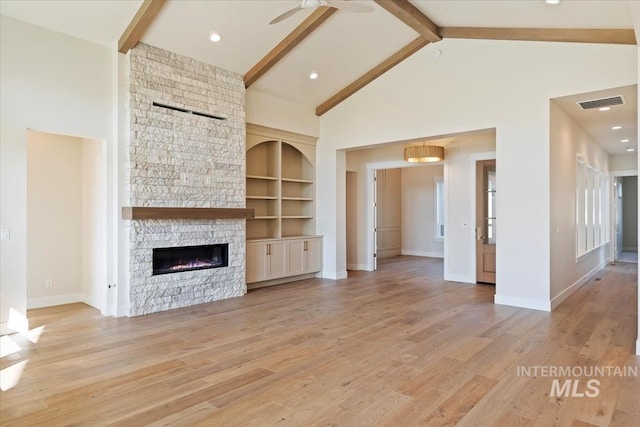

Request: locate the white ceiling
(413, 0), (634, 28)
(0, 0), (142, 46)
(0, 0), (637, 154)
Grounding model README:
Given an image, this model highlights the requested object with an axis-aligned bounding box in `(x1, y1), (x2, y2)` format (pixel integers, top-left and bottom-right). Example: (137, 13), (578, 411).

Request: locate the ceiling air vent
(577, 96), (624, 110)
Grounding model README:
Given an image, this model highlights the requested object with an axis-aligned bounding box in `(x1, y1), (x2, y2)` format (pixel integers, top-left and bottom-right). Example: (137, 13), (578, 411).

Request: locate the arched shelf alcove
(245, 124), (317, 240)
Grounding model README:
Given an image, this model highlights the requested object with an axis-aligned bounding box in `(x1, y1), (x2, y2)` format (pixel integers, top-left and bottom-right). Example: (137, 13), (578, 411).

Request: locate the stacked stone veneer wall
(125, 43), (246, 316)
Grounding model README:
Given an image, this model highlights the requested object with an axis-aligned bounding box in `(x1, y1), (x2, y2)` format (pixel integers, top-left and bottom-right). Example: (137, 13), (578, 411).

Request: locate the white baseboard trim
(622, 247), (638, 252)
(322, 270), (348, 280)
(494, 294), (551, 312)
(82, 295), (102, 311)
(551, 259), (608, 310)
(116, 305), (130, 317)
(444, 273), (475, 284)
(401, 250), (444, 258)
(347, 263), (367, 271)
(27, 293), (84, 310)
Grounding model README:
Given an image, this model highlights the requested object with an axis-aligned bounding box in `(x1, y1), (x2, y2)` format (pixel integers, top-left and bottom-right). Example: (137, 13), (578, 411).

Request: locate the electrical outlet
(0, 228), (9, 240)
(205, 176), (212, 186)
(45, 280), (53, 288)
(181, 173), (190, 184)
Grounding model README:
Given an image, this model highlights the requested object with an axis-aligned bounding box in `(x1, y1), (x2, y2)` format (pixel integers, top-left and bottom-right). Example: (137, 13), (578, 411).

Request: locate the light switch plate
(0, 228), (10, 240)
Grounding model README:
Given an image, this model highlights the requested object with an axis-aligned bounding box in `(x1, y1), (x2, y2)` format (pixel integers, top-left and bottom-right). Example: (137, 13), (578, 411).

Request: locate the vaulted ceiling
(0, 0), (637, 153)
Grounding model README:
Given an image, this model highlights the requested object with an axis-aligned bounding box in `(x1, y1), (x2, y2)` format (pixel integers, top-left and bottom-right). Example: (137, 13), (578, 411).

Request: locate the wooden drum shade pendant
(404, 144), (444, 163)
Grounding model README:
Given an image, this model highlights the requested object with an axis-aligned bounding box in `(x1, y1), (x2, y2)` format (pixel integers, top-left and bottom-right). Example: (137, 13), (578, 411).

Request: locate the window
(435, 177), (445, 239)
(576, 159), (609, 258)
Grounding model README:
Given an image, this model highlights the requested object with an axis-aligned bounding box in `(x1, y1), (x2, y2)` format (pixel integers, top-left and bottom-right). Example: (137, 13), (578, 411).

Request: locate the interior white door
(373, 170), (378, 271)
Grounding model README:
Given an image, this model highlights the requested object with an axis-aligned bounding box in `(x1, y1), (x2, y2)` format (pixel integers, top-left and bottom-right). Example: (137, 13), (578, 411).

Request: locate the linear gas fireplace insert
(152, 244), (228, 275)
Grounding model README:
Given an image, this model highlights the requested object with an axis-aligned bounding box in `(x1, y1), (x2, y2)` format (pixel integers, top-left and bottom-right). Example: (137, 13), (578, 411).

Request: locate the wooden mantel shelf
(122, 207), (255, 220)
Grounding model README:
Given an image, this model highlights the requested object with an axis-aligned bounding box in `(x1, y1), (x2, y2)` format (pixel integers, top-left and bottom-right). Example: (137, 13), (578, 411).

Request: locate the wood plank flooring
(1, 256), (638, 426)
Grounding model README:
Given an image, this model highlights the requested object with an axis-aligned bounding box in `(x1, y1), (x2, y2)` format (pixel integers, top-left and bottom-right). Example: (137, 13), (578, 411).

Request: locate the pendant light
(404, 144), (444, 163)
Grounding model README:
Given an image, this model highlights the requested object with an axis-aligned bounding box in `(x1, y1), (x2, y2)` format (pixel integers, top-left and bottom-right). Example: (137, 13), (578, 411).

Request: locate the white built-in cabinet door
(246, 240), (288, 283)
(288, 237), (322, 275)
(288, 239), (306, 276)
(305, 238), (322, 273)
(268, 241), (287, 279)
(246, 242), (269, 283)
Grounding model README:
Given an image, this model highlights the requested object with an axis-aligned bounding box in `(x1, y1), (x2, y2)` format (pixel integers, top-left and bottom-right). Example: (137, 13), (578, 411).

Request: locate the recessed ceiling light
(621, 139), (630, 143)
(309, 72), (319, 80)
(611, 126), (622, 130)
(209, 32), (222, 42)
(598, 107), (611, 111)
(546, 0), (560, 4)
(626, 148), (636, 152)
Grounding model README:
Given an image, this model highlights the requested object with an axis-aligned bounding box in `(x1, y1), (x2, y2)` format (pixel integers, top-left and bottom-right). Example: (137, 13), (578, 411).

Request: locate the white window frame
(576, 157), (610, 260)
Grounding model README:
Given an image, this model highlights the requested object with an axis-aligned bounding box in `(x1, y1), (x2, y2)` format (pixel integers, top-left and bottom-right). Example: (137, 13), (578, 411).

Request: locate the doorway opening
(614, 175), (638, 263)
(370, 166), (444, 271)
(26, 130), (107, 311)
(343, 128), (496, 285)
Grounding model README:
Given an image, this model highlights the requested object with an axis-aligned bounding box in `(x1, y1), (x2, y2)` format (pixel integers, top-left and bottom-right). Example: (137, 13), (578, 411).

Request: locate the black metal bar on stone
(152, 101), (227, 121)
(152, 243), (229, 275)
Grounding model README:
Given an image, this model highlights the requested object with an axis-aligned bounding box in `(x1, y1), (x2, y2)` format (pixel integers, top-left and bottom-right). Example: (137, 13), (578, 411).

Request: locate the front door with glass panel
(476, 160), (496, 284)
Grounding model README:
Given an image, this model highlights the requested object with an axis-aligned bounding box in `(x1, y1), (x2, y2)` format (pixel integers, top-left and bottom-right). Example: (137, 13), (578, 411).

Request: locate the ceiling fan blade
(326, 0), (374, 13)
(269, 5), (304, 25)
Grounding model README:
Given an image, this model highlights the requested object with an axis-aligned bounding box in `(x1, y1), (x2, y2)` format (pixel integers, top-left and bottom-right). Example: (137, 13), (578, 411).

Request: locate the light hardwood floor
(1, 257), (638, 426)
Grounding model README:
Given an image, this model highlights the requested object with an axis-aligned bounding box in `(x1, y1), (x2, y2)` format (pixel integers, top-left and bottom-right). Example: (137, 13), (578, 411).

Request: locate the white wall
(245, 88), (319, 137)
(549, 102), (611, 309)
(401, 165), (444, 258)
(318, 38), (636, 311)
(27, 131), (83, 306)
(621, 176), (638, 249)
(0, 16), (113, 332)
(610, 153), (638, 171)
(82, 138), (107, 310)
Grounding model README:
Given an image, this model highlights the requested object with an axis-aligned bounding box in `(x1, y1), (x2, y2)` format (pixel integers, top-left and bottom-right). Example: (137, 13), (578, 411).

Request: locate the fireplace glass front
(152, 244), (228, 275)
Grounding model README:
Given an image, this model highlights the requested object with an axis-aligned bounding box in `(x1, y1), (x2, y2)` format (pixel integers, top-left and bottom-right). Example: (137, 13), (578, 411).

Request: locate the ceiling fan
(269, 0), (374, 25)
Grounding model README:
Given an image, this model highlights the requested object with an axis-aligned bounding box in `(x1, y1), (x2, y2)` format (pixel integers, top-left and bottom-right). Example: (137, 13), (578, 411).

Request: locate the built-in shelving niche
(245, 127), (316, 240)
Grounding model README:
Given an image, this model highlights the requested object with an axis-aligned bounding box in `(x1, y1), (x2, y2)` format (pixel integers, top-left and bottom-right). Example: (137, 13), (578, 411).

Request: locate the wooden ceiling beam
(440, 27), (637, 45)
(118, 0), (167, 54)
(244, 7), (336, 88)
(315, 37), (429, 116)
(374, 0), (441, 43)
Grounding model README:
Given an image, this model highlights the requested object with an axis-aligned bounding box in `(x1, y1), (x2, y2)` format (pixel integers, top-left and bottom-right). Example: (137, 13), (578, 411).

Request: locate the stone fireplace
(123, 43), (246, 316)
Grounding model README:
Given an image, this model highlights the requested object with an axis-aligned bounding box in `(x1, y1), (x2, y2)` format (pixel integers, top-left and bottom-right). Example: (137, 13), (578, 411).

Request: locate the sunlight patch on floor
(23, 325), (45, 344)
(0, 359), (28, 391)
(0, 335), (21, 358)
(1, 308), (46, 391)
